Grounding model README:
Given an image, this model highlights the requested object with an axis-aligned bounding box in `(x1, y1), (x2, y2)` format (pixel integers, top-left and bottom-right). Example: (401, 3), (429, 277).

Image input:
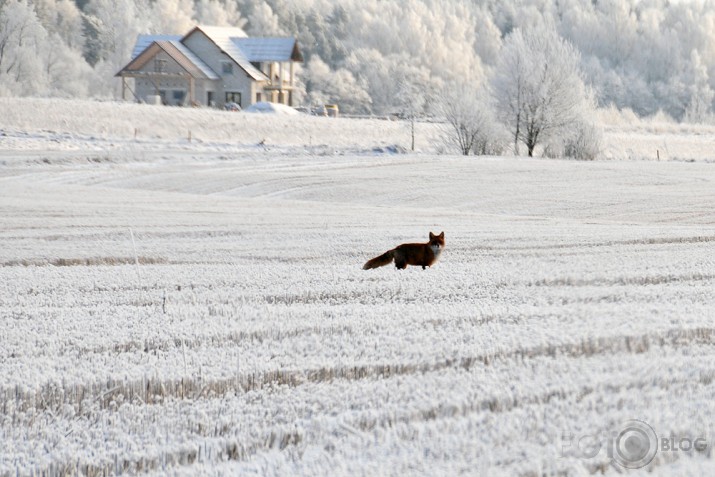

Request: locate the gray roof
(186, 26), (268, 81)
(234, 37), (299, 62)
(132, 34), (182, 59)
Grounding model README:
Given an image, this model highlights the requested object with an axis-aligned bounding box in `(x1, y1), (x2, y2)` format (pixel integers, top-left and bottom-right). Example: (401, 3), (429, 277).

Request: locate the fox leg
(392, 250), (406, 269)
(394, 256), (407, 269)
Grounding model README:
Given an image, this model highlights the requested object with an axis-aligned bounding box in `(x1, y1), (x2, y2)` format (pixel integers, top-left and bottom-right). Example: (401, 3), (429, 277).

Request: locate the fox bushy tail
(363, 250), (395, 270)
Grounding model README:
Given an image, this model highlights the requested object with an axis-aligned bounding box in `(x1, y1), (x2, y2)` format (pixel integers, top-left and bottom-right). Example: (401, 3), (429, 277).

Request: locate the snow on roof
(244, 101), (299, 115)
(185, 26), (267, 81)
(132, 35), (182, 59)
(192, 25), (249, 40)
(233, 38), (299, 62)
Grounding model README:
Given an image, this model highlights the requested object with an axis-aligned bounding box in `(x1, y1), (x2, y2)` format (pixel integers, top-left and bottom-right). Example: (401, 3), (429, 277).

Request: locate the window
(225, 92), (241, 105)
(154, 59), (167, 73)
(173, 90), (186, 103)
(222, 62), (233, 75)
(256, 92), (262, 103)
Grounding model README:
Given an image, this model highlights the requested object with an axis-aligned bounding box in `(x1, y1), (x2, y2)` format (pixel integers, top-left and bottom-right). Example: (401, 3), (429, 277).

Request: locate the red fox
(363, 232), (445, 270)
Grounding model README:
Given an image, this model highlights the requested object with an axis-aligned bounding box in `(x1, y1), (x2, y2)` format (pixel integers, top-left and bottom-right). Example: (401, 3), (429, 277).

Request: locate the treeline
(0, 0), (713, 121)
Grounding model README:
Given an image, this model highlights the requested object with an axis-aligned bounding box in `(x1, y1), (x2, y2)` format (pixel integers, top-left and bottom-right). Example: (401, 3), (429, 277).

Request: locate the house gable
(117, 41), (219, 80)
(181, 26), (268, 82)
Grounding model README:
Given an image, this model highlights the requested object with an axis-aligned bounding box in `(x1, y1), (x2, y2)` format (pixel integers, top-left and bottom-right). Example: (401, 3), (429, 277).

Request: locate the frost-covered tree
(0, 0), (47, 95)
(246, 2), (284, 36)
(303, 55), (371, 113)
(33, 0), (84, 50)
(395, 71), (431, 151)
(83, 0), (148, 64)
(42, 32), (97, 97)
(342, 49), (435, 116)
(491, 25), (594, 157)
(195, 0), (246, 27)
(147, 0), (195, 34)
(438, 82), (504, 156)
(82, 0), (150, 96)
(684, 50), (714, 123)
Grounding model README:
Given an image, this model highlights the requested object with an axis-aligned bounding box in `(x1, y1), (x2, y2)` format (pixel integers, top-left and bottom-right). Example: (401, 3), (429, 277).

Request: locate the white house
(116, 26), (303, 109)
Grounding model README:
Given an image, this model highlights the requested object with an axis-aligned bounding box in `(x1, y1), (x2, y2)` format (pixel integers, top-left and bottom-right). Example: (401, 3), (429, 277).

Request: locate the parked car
(312, 104), (339, 117)
(224, 102), (241, 111)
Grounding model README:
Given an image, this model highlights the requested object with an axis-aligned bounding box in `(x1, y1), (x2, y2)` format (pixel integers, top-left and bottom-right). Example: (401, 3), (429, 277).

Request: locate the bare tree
(438, 82), (504, 156)
(491, 25), (594, 157)
(684, 50), (714, 123)
(396, 72), (429, 151)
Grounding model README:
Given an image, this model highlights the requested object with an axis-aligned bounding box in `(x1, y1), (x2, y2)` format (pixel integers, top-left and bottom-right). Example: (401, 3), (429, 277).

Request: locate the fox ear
(439, 232), (444, 238)
(429, 232), (435, 239)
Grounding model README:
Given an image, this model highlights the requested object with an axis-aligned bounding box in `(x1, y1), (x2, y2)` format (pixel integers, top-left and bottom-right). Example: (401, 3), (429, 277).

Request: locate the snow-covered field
(1, 99), (714, 476)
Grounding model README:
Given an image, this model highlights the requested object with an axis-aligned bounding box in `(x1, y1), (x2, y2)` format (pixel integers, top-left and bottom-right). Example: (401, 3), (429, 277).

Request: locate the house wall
(191, 80), (216, 107)
(182, 31), (257, 109)
(254, 61), (295, 106)
(134, 51), (186, 105)
(134, 77), (216, 106)
(131, 50), (218, 106)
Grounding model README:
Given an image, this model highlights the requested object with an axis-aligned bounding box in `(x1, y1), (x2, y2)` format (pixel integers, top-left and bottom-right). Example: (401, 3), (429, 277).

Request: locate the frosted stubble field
(1, 100), (715, 475)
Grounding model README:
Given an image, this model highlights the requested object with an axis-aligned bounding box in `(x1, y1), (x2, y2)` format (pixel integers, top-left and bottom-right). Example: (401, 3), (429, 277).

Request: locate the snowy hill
(1, 98), (715, 162)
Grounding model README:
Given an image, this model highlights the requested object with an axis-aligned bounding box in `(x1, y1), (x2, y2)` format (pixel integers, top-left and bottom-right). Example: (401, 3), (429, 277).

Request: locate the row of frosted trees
(437, 25), (601, 159)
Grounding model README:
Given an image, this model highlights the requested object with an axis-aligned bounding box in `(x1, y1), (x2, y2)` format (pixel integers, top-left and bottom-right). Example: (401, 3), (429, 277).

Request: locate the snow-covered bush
(546, 118), (603, 161)
(563, 120), (602, 160)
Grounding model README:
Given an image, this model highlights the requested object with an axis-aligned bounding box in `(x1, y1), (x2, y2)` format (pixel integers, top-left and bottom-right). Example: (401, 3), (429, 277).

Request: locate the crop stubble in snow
(1, 110), (715, 475)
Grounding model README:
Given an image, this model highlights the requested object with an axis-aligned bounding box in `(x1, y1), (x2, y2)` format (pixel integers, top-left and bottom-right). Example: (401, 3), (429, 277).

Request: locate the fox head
(429, 231), (445, 249)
